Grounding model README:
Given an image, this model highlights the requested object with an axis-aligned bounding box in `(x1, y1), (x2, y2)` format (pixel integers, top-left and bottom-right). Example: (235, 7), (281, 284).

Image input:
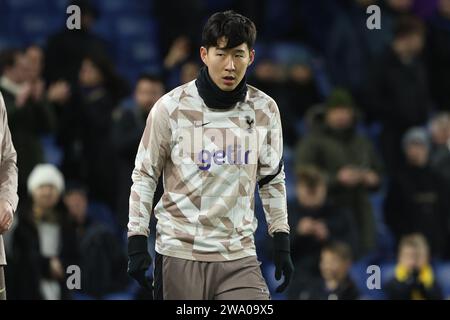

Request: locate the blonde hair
(398, 233), (429, 253)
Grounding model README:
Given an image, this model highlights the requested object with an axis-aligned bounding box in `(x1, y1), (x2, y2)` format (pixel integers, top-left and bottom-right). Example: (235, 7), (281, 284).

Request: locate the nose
(225, 56), (235, 72)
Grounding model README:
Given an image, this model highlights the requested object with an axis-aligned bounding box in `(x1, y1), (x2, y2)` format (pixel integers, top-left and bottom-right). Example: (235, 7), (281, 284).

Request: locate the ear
(248, 49), (255, 66)
(200, 46), (208, 66)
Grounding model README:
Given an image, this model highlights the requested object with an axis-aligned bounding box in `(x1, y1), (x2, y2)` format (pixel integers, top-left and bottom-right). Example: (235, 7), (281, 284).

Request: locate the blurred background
(1, 0), (450, 300)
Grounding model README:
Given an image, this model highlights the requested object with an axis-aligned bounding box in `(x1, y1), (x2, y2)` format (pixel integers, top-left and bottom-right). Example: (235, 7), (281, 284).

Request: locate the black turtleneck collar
(195, 66), (247, 109)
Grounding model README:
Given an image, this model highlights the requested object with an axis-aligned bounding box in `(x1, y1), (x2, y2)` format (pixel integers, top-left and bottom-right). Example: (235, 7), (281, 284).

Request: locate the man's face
(326, 107), (354, 130)
(200, 37), (254, 91)
(64, 190), (88, 223)
(393, 33), (425, 63)
(404, 33), (425, 56)
(405, 143), (429, 167)
(320, 251), (350, 282)
(25, 46), (44, 81)
(134, 79), (164, 112)
(430, 119), (450, 146)
(79, 58), (103, 87)
(297, 183), (327, 208)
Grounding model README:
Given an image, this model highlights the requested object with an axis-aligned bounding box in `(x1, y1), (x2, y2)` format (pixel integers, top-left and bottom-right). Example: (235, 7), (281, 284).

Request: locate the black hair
(202, 10), (257, 50)
(83, 51), (130, 103)
(0, 48), (21, 74)
(322, 241), (353, 262)
(393, 15), (425, 39)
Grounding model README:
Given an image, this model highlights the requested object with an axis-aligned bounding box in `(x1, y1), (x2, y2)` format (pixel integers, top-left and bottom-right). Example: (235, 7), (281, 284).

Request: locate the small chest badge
(245, 116), (254, 132)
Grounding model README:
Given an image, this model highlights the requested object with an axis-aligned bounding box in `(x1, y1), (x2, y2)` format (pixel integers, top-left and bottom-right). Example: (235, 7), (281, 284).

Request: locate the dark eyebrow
(215, 47), (246, 53)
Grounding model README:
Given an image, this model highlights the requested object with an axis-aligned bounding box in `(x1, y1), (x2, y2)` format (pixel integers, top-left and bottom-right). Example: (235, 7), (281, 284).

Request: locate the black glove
(273, 232), (294, 293)
(128, 235), (152, 290)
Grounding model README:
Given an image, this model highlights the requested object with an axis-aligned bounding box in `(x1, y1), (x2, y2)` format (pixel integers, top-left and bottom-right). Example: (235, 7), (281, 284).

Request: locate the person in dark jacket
(288, 166), (358, 299)
(327, 0), (392, 96)
(297, 241), (360, 300)
(384, 127), (450, 258)
(111, 74), (165, 231)
(362, 15), (431, 173)
(72, 52), (129, 210)
(295, 88), (382, 256)
(60, 182), (128, 299)
(385, 233), (443, 300)
(8, 164), (66, 300)
(44, 0), (109, 86)
(0, 49), (55, 199)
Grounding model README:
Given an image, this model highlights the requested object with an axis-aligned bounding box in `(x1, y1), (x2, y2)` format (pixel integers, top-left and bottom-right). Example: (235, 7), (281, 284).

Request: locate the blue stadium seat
(91, 18), (115, 42)
(114, 16), (159, 41)
(435, 262), (450, 299)
(264, 0), (292, 38)
(94, 0), (152, 16)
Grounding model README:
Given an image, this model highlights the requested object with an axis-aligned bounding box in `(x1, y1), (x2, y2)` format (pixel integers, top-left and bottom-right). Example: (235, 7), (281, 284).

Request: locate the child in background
(298, 241), (359, 300)
(385, 233), (443, 300)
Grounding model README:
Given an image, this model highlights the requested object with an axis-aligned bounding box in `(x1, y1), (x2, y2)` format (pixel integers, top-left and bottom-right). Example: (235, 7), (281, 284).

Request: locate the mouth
(222, 76), (236, 85)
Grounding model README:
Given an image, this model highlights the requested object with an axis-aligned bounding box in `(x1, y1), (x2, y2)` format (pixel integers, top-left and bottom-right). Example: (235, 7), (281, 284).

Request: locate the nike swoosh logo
(195, 122), (210, 127)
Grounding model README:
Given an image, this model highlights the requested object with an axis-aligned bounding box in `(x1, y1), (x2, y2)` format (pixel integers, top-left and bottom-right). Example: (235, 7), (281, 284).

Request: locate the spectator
(297, 241), (360, 300)
(385, 233), (443, 300)
(384, 127), (450, 258)
(0, 49), (55, 199)
(112, 74), (165, 230)
(64, 52), (129, 210)
(362, 15), (431, 173)
(283, 53), (322, 146)
(295, 88), (382, 256)
(288, 166), (358, 299)
(44, 0), (109, 86)
(8, 164), (66, 300)
(327, 0), (391, 96)
(60, 182), (128, 299)
(248, 59), (295, 145)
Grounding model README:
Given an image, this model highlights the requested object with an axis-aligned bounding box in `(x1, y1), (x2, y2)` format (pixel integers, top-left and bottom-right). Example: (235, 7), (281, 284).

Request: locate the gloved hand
(128, 235), (152, 290)
(273, 232), (294, 293)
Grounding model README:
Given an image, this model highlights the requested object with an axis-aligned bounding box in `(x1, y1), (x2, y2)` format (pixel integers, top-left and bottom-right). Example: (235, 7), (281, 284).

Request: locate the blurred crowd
(1, 0), (450, 300)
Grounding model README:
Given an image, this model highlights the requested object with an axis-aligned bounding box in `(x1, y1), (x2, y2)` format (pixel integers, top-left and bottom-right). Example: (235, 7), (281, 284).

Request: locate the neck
(195, 66), (247, 109)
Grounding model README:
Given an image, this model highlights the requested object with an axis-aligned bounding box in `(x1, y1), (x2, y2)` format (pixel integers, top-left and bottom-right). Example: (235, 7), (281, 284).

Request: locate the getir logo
(198, 145), (251, 170)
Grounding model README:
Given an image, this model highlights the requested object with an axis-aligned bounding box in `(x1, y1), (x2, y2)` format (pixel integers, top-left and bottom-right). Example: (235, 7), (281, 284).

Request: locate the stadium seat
(435, 262), (450, 299)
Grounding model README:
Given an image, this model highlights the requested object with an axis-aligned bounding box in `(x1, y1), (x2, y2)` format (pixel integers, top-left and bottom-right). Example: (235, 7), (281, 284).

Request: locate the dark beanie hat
(326, 88), (355, 110)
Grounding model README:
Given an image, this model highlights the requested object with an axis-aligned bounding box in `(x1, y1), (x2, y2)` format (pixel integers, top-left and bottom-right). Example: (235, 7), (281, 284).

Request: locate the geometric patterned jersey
(128, 80), (290, 261)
